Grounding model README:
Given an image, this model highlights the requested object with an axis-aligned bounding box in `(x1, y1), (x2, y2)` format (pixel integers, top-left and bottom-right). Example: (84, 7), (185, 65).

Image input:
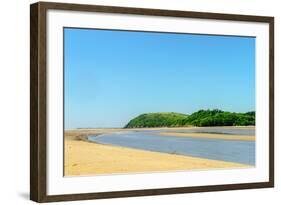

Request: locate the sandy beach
(64, 128), (250, 176)
(158, 132), (255, 141)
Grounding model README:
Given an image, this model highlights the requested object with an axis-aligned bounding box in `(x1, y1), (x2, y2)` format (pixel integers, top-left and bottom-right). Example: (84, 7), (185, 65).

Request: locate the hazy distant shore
(67, 125), (255, 132)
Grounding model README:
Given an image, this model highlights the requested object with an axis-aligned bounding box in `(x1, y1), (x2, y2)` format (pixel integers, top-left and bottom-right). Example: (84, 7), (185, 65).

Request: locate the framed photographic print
(30, 1), (274, 202)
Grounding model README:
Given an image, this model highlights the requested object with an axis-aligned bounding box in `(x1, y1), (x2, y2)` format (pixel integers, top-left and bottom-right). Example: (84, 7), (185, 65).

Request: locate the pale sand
(64, 130), (250, 176)
(158, 132), (255, 141)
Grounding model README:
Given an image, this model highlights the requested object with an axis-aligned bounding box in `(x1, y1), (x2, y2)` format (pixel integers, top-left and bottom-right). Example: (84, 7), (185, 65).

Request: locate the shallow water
(88, 128), (255, 165)
(164, 127), (255, 136)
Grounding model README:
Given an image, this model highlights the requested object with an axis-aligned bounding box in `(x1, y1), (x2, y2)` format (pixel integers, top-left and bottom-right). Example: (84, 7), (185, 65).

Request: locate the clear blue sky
(64, 28), (255, 129)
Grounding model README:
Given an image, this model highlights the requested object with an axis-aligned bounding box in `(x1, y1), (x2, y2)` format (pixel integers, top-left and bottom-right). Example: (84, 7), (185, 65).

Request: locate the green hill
(124, 112), (188, 128)
(124, 109), (255, 128)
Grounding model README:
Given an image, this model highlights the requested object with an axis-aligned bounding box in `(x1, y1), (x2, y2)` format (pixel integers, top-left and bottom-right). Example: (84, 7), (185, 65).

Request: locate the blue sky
(64, 28), (255, 129)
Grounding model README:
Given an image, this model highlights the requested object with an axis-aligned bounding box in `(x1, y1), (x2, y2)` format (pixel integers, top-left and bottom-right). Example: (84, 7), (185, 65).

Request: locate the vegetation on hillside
(124, 112), (188, 128)
(124, 109), (255, 128)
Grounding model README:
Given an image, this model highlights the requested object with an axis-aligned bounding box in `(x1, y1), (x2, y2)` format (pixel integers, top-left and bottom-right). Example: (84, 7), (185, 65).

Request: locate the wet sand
(158, 132), (255, 141)
(64, 129), (250, 176)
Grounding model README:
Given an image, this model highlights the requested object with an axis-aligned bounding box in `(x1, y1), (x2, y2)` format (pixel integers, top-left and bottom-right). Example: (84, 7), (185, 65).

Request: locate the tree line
(124, 109), (255, 128)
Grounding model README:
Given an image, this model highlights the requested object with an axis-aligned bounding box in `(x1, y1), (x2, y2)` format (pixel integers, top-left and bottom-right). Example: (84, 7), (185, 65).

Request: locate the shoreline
(66, 126), (255, 143)
(157, 132), (255, 141)
(66, 125), (255, 132)
(64, 128), (252, 176)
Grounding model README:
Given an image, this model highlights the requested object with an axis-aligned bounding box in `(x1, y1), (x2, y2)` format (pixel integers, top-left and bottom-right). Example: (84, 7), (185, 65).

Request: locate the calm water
(163, 128), (255, 136)
(88, 128), (255, 165)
